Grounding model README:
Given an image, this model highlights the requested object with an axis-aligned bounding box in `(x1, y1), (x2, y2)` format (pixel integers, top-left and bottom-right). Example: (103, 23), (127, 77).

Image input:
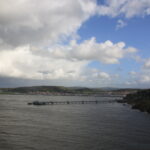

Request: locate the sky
(0, 0), (150, 88)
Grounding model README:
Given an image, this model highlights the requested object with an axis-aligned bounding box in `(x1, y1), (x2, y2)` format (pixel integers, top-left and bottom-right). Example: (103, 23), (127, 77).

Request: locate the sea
(0, 95), (150, 150)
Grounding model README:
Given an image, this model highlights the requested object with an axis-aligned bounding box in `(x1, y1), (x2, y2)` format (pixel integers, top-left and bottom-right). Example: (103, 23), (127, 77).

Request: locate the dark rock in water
(116, 99), (125, 103)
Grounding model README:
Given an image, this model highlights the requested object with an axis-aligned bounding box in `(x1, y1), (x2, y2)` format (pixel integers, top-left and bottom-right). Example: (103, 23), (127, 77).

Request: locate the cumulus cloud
(89, 68), (110, 79)
(0, 0), (147, 87)
(0, 38), (137, 81)
(0, 45), (88, 80)
(0, 0), (149, 48)
(0, 0), (96, 48)
(97, 0), (150, 18)
(1, 0), (149, 49)
(49, 38), (137, 64)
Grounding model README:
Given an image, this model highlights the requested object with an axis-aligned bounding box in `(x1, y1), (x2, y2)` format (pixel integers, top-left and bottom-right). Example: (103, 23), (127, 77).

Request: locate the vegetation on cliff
(123, 89), (150, 113)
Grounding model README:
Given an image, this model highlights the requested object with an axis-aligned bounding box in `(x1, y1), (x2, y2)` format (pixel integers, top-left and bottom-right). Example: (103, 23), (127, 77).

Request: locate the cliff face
(124, 89), (150, 113)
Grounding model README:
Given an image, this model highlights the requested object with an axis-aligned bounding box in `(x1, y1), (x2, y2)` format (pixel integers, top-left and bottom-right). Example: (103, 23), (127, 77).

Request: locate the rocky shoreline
(121, 89), (150, 113)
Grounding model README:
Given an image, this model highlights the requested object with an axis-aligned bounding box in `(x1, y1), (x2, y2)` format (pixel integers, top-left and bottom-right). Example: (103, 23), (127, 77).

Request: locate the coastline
(121, 89), (150, 113)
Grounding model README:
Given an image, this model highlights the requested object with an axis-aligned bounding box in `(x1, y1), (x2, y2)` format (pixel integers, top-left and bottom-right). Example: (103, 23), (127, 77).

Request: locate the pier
(28, 99), (121, 106)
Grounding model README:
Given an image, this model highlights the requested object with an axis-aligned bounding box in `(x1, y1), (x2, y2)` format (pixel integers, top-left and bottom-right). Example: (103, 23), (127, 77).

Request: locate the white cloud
(144, 58), (150, 69)
(116, 19), (127, 30)
(0, 45), (88, 80)
(125, 59), (150, 86)
(140, 75), (150, 83)
(138, 58), (150, 83)
(129, 71), (137, 76)
(98, 72), (110, 79)
(0, 38), (137, 82)
(91, 69), (110, 79)
(0, 0), (148, 87)
(0, 44), (112, 84)
(0, 0), (96, 48)
(97, 0), (150, 18)
(49, 38), (137, 64)
(1, 0), (149, 49)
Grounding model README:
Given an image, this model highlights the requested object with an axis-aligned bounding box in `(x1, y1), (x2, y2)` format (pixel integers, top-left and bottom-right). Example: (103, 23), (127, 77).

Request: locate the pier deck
(28, 99), (122, 106)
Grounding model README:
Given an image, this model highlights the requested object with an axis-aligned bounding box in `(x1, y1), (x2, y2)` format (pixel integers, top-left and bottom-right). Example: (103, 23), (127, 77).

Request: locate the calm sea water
(0, 95), (150, 150)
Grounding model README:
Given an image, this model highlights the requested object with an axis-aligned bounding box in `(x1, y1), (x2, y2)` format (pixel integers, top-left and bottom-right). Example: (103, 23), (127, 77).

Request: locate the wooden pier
(28, 99), (121, 106)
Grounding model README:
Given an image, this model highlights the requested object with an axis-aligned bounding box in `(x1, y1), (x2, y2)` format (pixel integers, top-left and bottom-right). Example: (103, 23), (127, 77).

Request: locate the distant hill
(0, 86), (139, 96)
(0, 86), (101, 94)
(123, 89), (150, 113)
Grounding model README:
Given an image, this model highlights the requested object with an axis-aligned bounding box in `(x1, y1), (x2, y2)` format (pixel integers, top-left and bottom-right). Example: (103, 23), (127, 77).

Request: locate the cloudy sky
(0, 0), (150, 88)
